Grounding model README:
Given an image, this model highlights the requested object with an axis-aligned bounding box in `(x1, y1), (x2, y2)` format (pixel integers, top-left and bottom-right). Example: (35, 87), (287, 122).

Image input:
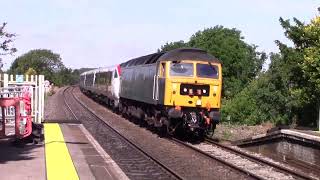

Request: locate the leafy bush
(222, 73), (290, 125)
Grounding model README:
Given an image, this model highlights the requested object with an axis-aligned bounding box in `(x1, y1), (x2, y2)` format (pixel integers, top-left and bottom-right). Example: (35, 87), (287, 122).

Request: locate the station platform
(234, 128), (320, 146)
(232, 128), (320, 151)
(0, 123), (128, 180)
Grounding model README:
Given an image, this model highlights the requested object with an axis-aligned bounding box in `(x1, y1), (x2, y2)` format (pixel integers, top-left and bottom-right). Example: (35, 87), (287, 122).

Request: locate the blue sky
(1, 0), (319, 70)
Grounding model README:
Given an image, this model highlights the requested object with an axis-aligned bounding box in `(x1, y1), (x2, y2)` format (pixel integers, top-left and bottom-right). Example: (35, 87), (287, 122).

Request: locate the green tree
(159, 26), (266, 98)
(25, 67), (37, 75)
(55, 68), (80, 86)
(188, 26), (266, 98)
(223, 11), (320, 127)
(300, 16), (320, 103)
(9, 49), (65, 85)
(274, 14), (320, 127)
(0, 22), (17, 69)
(223, 53), (292, 125)
(158, 40), (188, 52)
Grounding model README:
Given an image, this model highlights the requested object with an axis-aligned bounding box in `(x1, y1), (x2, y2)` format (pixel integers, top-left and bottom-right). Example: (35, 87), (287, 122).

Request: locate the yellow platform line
(44, 123), (79, 180)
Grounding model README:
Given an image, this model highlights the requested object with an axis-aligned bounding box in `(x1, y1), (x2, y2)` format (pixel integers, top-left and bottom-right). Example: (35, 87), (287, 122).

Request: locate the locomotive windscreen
(170, 62), (194, 77)
(196, 63), (219, 79)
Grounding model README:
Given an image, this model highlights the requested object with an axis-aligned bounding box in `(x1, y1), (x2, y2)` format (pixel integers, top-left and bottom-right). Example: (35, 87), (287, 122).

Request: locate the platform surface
(0, 137), (45, 180)
(0, 123), (128, 180)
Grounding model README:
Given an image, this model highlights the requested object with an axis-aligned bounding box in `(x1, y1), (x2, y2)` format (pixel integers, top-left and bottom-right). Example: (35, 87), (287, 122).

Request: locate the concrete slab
(0, 122), (128, 180)
(234, 128), (320, 147)
(60, 124), (128, 180)
(0, 137), (46, 180)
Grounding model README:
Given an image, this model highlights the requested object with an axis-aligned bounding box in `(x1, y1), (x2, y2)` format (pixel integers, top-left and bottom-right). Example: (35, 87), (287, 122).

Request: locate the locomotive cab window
(159, 62), (166, 77)
(170, 62), (194, 77)
(196, 63), (219, 79)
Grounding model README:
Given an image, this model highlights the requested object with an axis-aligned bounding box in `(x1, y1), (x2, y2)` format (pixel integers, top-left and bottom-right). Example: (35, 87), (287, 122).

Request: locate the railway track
(171, 137), (317, 180)
(204, 138), (318, 180)
(62, 87), (184, 180)
(63, 86), (318, 180)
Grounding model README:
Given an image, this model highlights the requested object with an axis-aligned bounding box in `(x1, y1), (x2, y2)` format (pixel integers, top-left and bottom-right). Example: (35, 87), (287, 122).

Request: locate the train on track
(80, 48), (222, 137)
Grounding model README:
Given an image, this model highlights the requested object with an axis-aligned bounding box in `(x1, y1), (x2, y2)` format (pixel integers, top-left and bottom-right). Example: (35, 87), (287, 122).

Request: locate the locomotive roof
(120, 48), (220, 68)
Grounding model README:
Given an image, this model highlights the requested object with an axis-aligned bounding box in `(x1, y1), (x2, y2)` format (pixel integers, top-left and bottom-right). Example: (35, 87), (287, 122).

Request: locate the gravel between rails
(44, 87), (74, 122)
(70, 87), (256, 180)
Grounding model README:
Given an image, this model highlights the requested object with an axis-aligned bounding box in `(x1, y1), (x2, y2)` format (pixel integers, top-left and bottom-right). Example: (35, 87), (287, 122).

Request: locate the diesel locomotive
(80, 48), (222, 136)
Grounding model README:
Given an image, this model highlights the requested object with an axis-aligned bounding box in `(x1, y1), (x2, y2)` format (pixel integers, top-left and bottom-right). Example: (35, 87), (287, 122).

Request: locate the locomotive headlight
(202, 89), (207, 94)
(183, 88), (188, 92)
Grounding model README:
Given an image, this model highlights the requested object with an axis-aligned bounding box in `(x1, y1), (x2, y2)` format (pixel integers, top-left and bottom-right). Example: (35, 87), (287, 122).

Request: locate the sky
(0, 0), (319, 70)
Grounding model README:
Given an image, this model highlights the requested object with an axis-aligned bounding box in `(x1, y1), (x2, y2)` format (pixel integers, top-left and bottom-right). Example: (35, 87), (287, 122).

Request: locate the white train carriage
(80, 65), (121, 108)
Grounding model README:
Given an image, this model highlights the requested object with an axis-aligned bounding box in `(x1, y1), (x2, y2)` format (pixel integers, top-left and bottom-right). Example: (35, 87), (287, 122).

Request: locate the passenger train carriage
(80, 65), (121, 108)
(80, 48), (222, 136)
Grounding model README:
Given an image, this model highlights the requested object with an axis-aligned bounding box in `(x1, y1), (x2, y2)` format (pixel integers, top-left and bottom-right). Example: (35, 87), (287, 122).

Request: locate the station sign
(16, 75), (24, 83)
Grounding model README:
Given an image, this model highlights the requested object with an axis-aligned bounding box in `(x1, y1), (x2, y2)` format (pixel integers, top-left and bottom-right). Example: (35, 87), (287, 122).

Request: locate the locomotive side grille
(180, 84), (210, 96)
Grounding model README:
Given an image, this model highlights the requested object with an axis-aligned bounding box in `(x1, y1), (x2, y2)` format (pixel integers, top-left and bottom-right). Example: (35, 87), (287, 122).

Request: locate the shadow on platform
(0, 137), (42, 164)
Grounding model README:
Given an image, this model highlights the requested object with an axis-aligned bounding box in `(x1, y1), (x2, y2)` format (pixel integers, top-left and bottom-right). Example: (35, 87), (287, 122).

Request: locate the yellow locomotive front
(118, 48), (222, 137)
(159, 58), (222, 136)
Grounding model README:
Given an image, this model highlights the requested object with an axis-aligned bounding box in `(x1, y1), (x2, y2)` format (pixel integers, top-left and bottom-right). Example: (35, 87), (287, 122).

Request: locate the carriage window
(196, 63), (219, 79)
(170, 62), (193, 77)
(86, 74), (94, 86)
(106, 71), (112, 85)
(114, 70), (118, 78)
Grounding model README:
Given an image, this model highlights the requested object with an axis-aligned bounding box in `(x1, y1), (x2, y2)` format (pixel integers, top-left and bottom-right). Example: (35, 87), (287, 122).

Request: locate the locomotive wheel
(166, 120), (181, 136)
(166, 125), (175, 136)
(206, 130), (214, 138)
(206, 123), (216, 138)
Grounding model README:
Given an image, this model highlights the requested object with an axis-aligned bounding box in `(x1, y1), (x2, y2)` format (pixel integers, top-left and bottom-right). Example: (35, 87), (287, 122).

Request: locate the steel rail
(204, 138), (315, 180)
(63, 86), (185, 180)
(66, 86), (314, 179)
(171, 137), (264, 180)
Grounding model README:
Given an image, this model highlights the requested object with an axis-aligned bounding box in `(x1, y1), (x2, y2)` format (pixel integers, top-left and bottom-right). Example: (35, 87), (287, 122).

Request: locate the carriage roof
(80, 65), (117, 76)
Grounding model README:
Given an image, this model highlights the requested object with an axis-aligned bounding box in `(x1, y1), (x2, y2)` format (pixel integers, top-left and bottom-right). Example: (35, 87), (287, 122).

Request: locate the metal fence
(0, 74), (45, 124)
